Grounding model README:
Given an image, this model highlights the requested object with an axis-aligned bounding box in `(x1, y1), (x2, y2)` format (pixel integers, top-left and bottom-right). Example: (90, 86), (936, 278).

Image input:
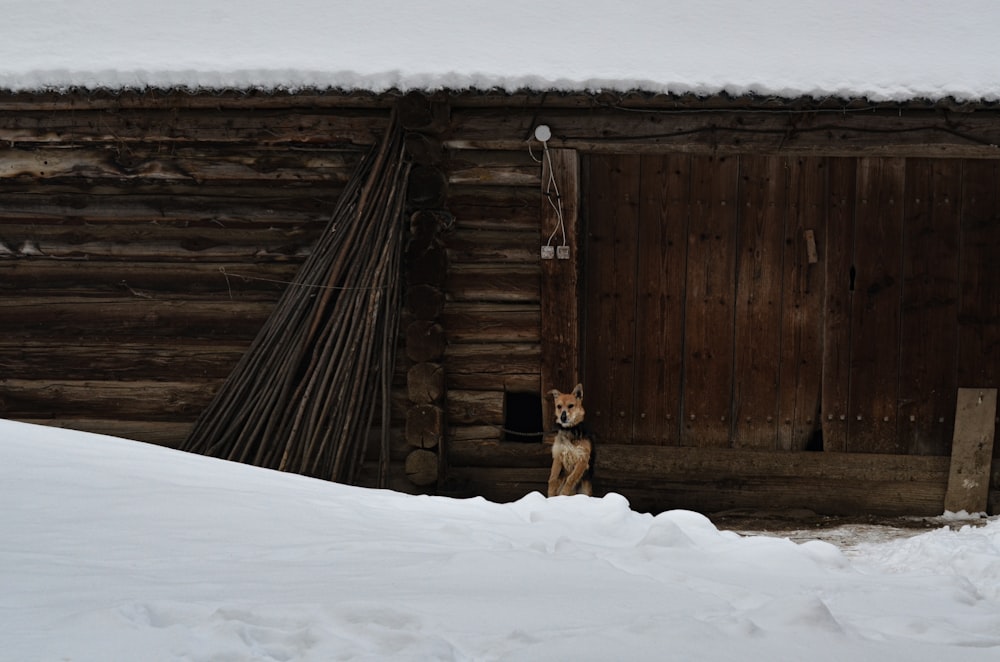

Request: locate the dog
(546, 384), (594, 497)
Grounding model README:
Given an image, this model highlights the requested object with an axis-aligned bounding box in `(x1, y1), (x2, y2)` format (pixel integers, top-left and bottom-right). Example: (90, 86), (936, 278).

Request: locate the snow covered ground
(2, 0), (999, 101)
(2, 418), (999, 661)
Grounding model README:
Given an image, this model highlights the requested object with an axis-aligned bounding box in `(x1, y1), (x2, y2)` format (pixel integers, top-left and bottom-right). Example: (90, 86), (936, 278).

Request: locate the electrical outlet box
(540, 245), (555, 259)
(556, 245), (571, 259)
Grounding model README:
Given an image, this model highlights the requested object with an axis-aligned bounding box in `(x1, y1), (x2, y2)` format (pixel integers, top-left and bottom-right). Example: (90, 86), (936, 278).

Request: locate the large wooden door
(581, 153), (996, 454)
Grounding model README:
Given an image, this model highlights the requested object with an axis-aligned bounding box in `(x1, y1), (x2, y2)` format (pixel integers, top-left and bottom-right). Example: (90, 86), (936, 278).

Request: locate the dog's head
(548, 383), (585, 428)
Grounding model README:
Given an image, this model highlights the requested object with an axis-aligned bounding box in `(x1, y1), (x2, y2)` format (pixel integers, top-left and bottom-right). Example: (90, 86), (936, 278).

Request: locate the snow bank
(2, 418), (999, 660)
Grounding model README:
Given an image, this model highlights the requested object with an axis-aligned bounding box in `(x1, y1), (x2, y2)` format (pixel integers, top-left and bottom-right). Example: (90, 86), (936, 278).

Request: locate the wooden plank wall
(581, 154), (1000, 461)
(0, 92), (390, 446)
(438, 144), (545, 494)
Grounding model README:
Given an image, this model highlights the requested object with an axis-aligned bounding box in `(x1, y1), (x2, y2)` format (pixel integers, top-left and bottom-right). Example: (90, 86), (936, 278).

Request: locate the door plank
(848, 157), (906, 453)
(821, 158), (857, 452)
(583, 153), (641, 443)
(732, 155), (786, 449)
(633, 154), (689, 445)
(958, 160), (1000, 429)
(778, 157), (827, 450)
(682, 155), (739, 447)
(899, 158), (961, 455)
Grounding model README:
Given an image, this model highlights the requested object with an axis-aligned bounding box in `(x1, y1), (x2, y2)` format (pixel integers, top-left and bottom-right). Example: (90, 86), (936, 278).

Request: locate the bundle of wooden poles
(181, 112), (408, 486)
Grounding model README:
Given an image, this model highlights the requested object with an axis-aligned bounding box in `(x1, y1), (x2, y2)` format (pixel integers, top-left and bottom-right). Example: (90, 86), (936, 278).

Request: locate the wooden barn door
(581, 154), (995, 454)
(582, 153), (824, 449)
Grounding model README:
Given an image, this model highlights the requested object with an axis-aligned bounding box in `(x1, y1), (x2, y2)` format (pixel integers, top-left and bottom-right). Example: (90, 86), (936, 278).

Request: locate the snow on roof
(3, 0), (999, 102)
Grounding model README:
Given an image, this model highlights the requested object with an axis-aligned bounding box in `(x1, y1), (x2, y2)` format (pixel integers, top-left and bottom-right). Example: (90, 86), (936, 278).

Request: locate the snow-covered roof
(3, 0), (999, 102)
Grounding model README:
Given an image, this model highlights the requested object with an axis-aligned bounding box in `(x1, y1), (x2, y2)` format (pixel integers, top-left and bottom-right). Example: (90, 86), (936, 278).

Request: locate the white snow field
(2, 419), (999, 661)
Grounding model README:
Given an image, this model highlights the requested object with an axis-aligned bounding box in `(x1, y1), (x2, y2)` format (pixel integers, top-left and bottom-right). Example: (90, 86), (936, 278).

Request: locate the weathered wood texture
(444, 106), (1000, 157)
(582, 154), (1000, 460)
(443, 442), (951, 516)
(944, 388), (998, 513)
(438, 139), (544, 480)
(1, 92), (389, 447)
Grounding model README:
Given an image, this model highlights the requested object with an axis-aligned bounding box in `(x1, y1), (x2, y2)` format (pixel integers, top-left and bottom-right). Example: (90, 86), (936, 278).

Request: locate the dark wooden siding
(0, 92), (390, 446)
(582, 153), (999, 456)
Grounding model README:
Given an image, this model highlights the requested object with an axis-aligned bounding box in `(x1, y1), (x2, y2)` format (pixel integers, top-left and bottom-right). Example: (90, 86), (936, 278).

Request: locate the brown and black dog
(546, 384), (594, 497)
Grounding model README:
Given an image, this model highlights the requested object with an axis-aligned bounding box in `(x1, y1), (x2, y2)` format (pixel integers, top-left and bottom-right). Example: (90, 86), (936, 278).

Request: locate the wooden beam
(446, 108), (1000, 158)
(444, 443), (952, 516)
(539, 148), (580, 423)
(944, 388), (998, 514)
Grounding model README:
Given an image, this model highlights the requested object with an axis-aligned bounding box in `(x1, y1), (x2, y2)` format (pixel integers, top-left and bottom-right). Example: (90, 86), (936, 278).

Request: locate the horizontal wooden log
(443, 343), (541, 375)
(404, 132), (445, 166)
(405, 284), (444, 320)
(440, 303), (540, 343)
(597, 445), (949, 483)
(440, 466), (548, 503)
(0, 223), (319, 262)
(441, 446), (953, 516)
(449, 438), (551, 468)
(445, 228), (539, 264)
(447, 389), (505, 425)
(0, 189), (337, 228)
(448, 424), (503, 443)
(445, 108), (1000, 158)
(405, 404), (443, 449)
(1, 379), (220, 420)
(446, 264), (539, 303)
(0, 340), (249, 380)
(405, 448), (439, 486)
(0, 298), (273, 339)
(0, 109), (388, 146)
(405, 321), (446, 362)
(595, 445), (949, 516)
(447, 373), (539, 393)
(446, 150), (540, 187)
(0, 261), (299, 296)
(0, 145), (362, 184)
(13, 418), (193, 448)
(407, 165), (448, 209)
(447, 185), (540, 231)
(407, 362), (444, 404)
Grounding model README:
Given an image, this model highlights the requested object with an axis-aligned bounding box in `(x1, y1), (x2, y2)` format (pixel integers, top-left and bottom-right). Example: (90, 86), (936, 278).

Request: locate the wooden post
(400, 93), (451, 490)
(943, 388), (997, 514)
(539, 148), (580, 428)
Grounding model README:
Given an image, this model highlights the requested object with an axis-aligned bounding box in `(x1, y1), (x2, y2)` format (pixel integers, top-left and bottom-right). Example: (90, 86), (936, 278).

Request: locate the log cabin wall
(0, 90), (392, 446)
(438, 94), (1000, 515)
(2, 89), (997, 515)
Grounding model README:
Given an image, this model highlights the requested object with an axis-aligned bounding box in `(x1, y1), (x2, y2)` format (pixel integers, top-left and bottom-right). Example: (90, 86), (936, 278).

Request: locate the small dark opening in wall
(504, 391), (543, 442)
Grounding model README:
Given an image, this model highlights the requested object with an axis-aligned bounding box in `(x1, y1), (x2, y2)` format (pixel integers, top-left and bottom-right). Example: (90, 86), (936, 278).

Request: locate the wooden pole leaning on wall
(180, 109), (409, 486)
(943, 388), (997, 514)
(401, 91), (451, 490)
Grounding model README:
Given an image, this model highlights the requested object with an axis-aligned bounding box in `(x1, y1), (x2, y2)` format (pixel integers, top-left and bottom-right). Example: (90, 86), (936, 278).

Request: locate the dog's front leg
(558, 458), (590, 496)
(547, 457), (565, 497)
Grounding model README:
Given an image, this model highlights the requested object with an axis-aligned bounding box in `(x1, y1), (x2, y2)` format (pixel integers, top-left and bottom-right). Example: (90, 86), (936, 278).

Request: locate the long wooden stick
(181, 110), (407, 485)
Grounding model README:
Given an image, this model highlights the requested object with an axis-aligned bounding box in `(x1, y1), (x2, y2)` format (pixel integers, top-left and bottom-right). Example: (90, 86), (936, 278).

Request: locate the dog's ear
(548, 388), (561, 398)
(572, 383), (584, 400)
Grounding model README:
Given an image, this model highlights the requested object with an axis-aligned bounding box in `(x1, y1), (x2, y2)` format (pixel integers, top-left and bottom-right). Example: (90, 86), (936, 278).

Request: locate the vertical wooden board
(821, 158), (857, 452)
(540, 148), (580, 426)
(899, 159), (961, 456)
(778, 157), (827, 450)
(944, 388), (997, 514)
(682, 154), (739, 448)
(583, 153), (640, 444)
(957, 160), (1000, 431)
(848, 157), (905, 454)
(633, 154), (688, 445)
(732, 155), (786, 449)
